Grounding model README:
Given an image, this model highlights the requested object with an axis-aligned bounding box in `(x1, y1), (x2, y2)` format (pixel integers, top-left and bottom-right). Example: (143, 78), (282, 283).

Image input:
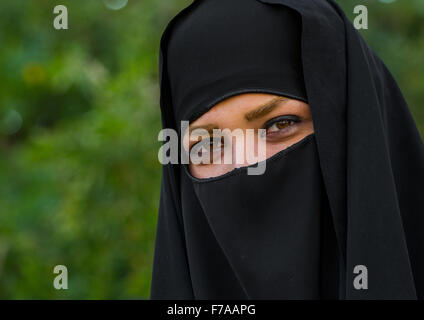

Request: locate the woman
(151, 0), (424, 299)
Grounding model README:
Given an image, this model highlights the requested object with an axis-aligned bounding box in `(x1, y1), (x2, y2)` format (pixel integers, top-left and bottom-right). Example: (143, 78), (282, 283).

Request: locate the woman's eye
(267, 119), (293, 133)
(264, 116), (300, 135)
(191, 137), (223, 158)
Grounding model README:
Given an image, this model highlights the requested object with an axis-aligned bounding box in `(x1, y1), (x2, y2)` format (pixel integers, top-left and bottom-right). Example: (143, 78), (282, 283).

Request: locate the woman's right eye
(191, 137), (223, 163)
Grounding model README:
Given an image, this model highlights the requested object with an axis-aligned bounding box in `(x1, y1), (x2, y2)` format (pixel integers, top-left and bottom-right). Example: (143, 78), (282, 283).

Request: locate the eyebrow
(244, 96), (287, 121)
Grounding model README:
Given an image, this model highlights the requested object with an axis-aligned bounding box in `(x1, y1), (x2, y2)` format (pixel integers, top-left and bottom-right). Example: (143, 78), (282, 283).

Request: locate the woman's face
(185, 93), (314, 179)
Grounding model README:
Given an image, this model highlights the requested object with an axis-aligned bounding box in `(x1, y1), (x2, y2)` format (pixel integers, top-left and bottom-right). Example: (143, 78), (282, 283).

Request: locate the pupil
(277, 120), (289, 129)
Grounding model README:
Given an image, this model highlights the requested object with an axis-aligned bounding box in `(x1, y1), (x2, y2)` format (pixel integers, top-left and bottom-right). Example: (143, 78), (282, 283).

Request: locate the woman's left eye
(264, 115), (300, 134)
(267, 119), (293, 133)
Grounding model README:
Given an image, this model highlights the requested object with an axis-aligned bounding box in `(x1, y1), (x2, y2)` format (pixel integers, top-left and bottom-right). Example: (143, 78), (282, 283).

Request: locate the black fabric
(166, 0), (307, 124)
(186, 134), (332, 299)
(151, 0), (424, 300)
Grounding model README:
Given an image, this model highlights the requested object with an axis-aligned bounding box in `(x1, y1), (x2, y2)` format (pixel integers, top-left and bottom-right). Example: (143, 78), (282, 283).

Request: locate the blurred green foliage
(0, 0), (422, 299)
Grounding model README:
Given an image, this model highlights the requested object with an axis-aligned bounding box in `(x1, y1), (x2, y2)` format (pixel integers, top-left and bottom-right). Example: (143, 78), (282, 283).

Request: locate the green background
(0, 0), (423, 299)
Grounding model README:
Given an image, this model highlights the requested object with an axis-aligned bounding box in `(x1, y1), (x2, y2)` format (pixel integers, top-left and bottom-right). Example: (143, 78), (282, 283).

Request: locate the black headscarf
(166, 0), (307, 123)
(151, 0), (424, 300)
